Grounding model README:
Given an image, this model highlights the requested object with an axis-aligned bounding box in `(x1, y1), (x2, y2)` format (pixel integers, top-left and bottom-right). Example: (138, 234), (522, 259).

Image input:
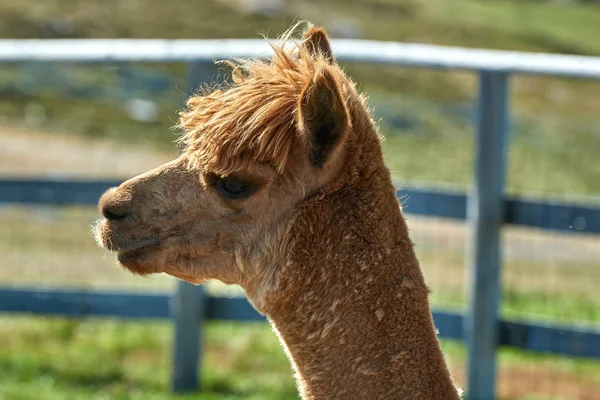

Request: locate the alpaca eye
(217, 176), (250, 197)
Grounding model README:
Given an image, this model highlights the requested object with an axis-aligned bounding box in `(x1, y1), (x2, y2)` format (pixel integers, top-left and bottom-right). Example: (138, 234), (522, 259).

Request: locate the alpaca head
(95, 25), (371, 304)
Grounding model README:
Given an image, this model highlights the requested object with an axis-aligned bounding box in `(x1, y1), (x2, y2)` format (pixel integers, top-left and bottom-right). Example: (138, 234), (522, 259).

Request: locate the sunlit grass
(1, 317), (599, 400)
(0, 317), (296, 400)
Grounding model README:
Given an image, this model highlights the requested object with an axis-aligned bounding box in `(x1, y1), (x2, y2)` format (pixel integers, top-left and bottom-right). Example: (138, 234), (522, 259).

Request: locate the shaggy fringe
(177, 23), (339, 176)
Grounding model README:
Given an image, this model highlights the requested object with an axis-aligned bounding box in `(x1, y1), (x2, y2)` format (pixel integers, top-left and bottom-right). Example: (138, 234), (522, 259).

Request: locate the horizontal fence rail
(1, 179), (598, 234)
(1, 39), (600, 79)
(1, 288), (598, 360)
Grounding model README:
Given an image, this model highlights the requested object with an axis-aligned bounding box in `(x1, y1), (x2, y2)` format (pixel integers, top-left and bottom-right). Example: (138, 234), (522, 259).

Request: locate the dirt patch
(449, 362), (600, 400)
(0, 125), (176, 178)
(407, 215), (600, 265)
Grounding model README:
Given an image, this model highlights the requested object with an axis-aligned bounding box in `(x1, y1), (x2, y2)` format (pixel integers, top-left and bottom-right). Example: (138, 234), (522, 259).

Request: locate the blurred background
(0, 0), (599, 399)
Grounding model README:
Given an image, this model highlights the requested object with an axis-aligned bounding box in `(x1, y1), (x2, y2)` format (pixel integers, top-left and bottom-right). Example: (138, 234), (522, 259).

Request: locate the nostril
(102, 205), (130, 221)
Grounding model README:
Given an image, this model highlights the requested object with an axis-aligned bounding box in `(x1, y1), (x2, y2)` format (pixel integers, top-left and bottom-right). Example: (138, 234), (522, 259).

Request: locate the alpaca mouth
(115, 237), (161, 254)
(114, 237), (163, 271)
(93, 218), (162, 254)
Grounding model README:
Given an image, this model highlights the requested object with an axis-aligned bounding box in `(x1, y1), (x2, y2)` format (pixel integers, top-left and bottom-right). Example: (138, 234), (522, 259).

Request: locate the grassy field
(1, 0), (600, 399)
(1, 316), (600, 400)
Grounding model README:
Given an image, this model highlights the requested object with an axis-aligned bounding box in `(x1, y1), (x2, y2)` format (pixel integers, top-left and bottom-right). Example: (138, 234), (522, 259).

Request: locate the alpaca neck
(264, 167), (460, 400)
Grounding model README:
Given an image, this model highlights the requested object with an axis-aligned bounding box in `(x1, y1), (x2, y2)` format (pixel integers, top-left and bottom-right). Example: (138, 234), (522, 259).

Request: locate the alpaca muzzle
(99, 187), (134, 222)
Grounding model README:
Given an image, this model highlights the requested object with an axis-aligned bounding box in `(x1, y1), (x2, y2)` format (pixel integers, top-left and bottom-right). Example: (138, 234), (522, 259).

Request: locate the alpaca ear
(302, 26), (334, 63)
(298, 68), (350, 168)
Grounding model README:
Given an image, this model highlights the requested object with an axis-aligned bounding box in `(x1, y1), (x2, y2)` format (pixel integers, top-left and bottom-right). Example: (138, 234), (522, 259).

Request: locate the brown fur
(178, 31), (342, 177)
(95, 23), (462, 399)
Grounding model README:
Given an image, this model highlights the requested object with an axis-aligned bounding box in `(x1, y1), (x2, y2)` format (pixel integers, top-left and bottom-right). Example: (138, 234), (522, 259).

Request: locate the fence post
(170, 281), (204, 392)
(465, 71), (509, 400)
(169, 61), (215, 393)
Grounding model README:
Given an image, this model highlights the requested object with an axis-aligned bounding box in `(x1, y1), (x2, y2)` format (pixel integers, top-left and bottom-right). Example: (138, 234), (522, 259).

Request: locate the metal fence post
(171, 281), (204, 392)
(465, 71), (509, 400)
(169, 61), (215, 393)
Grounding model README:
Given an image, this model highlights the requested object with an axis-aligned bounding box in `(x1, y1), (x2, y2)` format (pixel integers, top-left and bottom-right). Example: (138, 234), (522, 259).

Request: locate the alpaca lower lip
(111, 237), (161, 253)
(117, 248), (144, 264)
(116, 239), (160, 264)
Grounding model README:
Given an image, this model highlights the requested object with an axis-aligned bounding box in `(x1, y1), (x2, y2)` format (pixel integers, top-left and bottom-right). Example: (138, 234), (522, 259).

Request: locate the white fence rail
(1, 39), (600, 78)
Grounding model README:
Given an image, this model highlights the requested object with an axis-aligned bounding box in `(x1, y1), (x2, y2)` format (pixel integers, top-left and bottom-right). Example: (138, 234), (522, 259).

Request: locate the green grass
(0, 318), (298, 400)
(1, 317), (599, 400)
(381, 111), (600, 199)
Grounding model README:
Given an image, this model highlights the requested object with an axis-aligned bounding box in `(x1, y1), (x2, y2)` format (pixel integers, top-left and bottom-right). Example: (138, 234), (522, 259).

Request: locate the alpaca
(95, 24), (462, 399)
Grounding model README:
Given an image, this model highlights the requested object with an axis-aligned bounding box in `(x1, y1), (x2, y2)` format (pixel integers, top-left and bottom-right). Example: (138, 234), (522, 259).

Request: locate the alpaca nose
(101, 203), (130, 221)
(99, 188), (132, 221)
